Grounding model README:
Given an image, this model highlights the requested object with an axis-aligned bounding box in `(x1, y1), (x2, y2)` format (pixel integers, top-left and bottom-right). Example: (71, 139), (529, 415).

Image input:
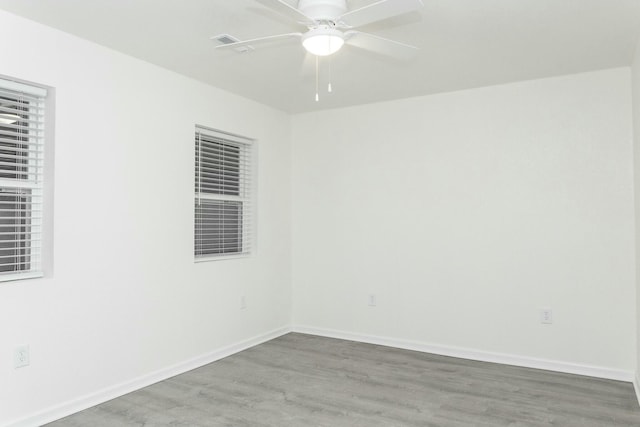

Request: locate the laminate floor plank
(45, 333), (640, 426)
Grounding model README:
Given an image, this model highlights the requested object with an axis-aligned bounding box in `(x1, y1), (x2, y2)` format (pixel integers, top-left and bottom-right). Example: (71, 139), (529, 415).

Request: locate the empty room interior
(3, 0), (640, 425)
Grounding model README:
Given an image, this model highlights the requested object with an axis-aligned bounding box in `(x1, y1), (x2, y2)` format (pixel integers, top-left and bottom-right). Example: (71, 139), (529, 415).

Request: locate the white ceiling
(1, 0), (639, 113)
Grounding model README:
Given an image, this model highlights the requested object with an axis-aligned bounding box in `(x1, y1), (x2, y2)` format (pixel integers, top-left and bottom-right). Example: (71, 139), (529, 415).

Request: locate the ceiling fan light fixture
(302, 27), (345, 56)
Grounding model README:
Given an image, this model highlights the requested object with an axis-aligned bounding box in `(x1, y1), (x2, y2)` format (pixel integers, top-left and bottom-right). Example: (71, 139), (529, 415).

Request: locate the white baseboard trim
(292, 325), (635, 383)
(5, 326), (291, 427)
(633, 374), (640, 408)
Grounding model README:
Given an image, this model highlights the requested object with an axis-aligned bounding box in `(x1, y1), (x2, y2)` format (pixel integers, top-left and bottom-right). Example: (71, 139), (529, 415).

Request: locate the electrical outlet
(240, 295), (247, 310)
(540, 308), (553, 324)
(368, 294), (377, 307)
(14, 345), (30, 368)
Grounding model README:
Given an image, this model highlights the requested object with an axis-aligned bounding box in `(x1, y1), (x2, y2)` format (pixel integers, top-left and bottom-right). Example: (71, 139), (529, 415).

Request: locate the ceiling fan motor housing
(298, 0), (347, 21)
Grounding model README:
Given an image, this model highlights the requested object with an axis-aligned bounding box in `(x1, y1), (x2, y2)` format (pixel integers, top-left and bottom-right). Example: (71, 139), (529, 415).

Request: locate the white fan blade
(213, 33), (302, 49)
(254, 0), (315, 25)
(338, 0), (424, 28)
(344, 31), (418, 60)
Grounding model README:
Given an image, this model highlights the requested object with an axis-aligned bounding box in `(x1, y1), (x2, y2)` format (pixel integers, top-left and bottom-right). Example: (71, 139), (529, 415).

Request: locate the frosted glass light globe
(303, 28), (345, 56)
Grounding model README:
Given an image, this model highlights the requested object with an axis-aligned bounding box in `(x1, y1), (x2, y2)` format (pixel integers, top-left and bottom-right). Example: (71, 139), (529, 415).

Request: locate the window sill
(0, 271), (44, 283)
(195, 253), (251, 263)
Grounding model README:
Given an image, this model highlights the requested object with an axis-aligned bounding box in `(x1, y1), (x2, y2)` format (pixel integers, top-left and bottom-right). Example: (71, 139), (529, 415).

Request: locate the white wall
(0, 10), (292, 426)
(292, 68), (636, 374)
(632, 40), (640, 390)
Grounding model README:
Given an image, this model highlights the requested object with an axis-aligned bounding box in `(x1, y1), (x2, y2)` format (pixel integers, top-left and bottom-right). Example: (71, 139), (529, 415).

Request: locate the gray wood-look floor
(45, 333), (640, 427)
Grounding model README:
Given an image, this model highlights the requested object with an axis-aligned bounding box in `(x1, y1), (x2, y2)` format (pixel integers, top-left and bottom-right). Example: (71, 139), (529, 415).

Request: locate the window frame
(0, 77), (47, 283)
(194, 125), (254, 262)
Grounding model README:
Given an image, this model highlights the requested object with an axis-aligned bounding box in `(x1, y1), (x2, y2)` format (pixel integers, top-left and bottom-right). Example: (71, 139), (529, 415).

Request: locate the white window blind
(195, 126), (253, 260)
(0, 78), (46, 282)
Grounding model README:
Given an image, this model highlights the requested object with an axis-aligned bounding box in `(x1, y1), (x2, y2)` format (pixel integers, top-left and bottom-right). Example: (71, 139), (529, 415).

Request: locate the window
(194, 126), (253, 260)
(0, 78), (46, 281)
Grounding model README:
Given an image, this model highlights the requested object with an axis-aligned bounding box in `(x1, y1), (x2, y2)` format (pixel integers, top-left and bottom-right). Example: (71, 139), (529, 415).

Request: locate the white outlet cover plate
(14, 345), (30, 368)
(540, 308), (553, 324)
(368, 295), (377, 307)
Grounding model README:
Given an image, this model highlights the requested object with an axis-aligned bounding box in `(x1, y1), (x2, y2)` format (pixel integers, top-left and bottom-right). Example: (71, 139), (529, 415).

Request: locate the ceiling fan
(214, 0), (425, 59)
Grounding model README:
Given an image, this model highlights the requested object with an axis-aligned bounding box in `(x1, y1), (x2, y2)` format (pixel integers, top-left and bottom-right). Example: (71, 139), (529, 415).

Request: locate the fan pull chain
(328, 55), (332, 93)
(315, 55), (319, 102)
